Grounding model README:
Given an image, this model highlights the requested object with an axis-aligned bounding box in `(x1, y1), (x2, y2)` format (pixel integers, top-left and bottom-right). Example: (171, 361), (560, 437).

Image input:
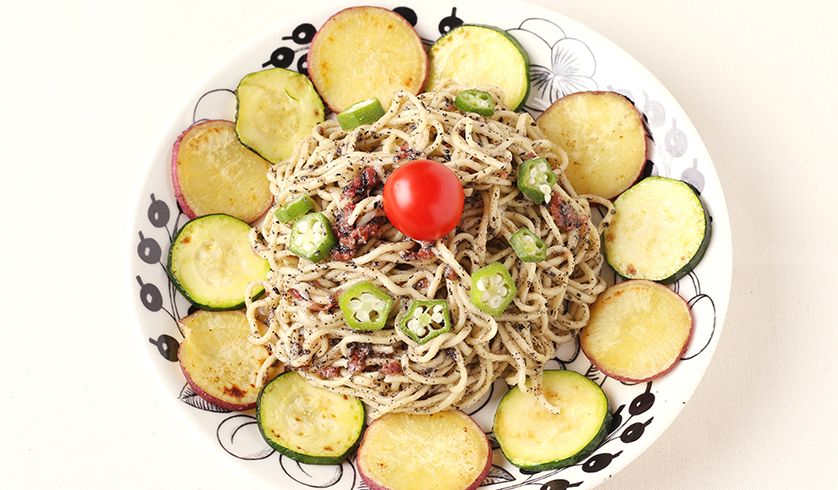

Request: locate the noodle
(246, 79), (614, 418)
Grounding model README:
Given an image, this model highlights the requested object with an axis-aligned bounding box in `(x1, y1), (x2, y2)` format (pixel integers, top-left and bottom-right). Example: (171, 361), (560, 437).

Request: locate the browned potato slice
(357, 410), (492, 490)
(172, 120), (273, 223)
(178, 310), (282, 411)
(537, 91), (647, 199)
(307, 6), (427, 113)
(580, 279), (693, 382)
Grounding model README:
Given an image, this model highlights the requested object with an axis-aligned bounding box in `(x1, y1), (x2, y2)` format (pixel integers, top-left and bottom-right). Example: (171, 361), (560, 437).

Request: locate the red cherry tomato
(383, 159), (464, 241)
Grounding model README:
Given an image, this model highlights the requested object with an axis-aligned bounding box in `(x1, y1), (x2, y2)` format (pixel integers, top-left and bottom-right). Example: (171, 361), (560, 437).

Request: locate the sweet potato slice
(172, 119), (273, 223)
(537, 91), (647, 199)
(580, 279), (692, 382)
(178, 309), (282, 411)
(357, 411), (492, 490)
(307, 6), (427, 113)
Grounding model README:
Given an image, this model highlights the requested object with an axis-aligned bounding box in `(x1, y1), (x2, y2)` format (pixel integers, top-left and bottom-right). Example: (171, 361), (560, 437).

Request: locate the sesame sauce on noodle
(245, 80), (614, 418)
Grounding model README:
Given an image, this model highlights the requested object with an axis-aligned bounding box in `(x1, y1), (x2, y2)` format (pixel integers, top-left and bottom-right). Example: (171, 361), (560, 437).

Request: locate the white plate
(127, 1), (732, 489)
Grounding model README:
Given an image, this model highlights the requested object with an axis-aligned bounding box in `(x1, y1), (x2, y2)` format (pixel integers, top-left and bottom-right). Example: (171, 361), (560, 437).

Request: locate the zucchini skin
(256, 371), (366, 465)
(662, 182), (712, 284)
(507, 404), (612, 472)
(605, 177), (712, 285)
(426, 24), (530, 111)
(493, 370), (612, 471)
(467, 24), (531, 111)
(167, 214), (268, 311)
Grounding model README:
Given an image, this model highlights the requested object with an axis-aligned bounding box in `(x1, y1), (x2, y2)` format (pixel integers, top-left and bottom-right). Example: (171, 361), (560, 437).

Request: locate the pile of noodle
(246, 79), (613, 418)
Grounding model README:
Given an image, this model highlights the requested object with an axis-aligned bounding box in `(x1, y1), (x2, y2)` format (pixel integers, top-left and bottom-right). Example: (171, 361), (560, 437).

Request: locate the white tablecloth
(1, 0), (835, 488)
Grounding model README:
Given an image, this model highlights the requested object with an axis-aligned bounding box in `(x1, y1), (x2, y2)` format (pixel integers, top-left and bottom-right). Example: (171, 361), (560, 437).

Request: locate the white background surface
(1, 0), (835, 488)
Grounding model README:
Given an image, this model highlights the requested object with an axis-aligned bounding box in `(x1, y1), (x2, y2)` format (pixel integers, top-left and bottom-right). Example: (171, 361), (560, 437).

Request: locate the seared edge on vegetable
(257, 371), (365, 465)
(604, 176), (711, 284)
(168, 214), (269, 310)
(171, 119), (273, 224)
(178, 310), (282, 411)
(580, 279), (693, 382)
(357, 411), (492, 490)
(493, 370), (612, 471)
(537, 90), (648, 199)
(235, 67), (325, 163)
(425, 24), (530, 111)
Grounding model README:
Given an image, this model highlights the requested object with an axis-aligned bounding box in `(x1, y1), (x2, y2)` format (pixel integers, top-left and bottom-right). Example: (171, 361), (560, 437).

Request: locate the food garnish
(339, 281), (394, 331)
(337, 97), (387, 131)
(509, 227), (547, 263)
(288, 212), (337, 262)
(397, 299), (451, 344)
(382, 159), (465, 242)
(517, 156), (558, 204)
(469, 263), (518, 317)
(454, 89), (495, 117)
(273, 194), (313, 223)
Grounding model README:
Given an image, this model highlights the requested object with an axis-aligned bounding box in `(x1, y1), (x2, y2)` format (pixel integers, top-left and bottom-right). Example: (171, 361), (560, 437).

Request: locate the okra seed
(407, 318), (428, 337)
(348, 292), (384, 323)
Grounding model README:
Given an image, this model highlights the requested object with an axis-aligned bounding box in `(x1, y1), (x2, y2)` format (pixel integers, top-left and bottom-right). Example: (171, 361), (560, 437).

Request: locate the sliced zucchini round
(604, 176), (711, 284)
(235, 67), (325, 163)
(493, 370), (611, 471)
(425, 24), (530, 111)
(168, 214), (269, 310)
(256, 371), (366, 465)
